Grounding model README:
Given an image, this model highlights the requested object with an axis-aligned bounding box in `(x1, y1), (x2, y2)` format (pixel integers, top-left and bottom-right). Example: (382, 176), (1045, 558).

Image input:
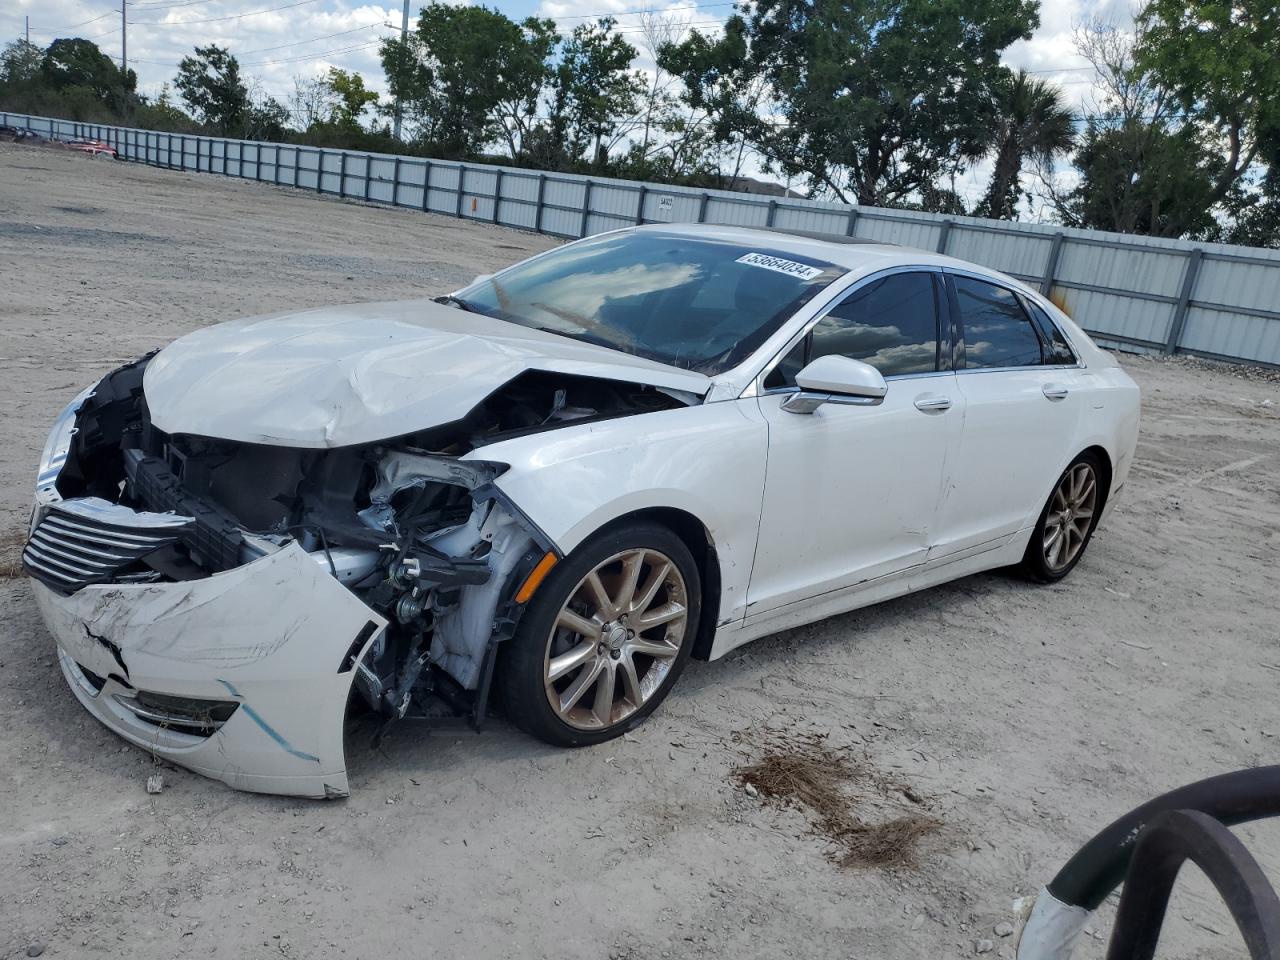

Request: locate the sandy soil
(2, 143), (1278, 960)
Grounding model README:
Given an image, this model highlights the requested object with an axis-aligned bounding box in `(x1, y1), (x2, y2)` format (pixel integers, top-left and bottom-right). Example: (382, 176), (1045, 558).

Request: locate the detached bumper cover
(32, 542), (386, 798)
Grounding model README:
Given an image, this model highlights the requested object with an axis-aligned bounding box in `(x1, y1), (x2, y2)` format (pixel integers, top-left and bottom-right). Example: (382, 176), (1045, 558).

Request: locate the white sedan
(24, 224), (1139, 797)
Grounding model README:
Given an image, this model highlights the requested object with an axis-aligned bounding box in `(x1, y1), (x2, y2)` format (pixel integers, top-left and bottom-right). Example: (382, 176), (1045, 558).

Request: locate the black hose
(1048, 765), (1280, 911)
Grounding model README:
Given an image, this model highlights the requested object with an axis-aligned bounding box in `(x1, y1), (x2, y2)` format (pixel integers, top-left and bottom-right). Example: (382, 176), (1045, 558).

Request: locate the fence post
(579, 180), (593, 237)
(635, 184), (647, 225)
(391, 156), (401, 206)
(292, 147), (299, 188)
(455, 164), (466, 217)
(698, 192), (710, 223)
(492, 169), (503, 224)
(1164, 249), (1205, 355)
(1039, 232), (1066, 296)
(935, 220), (953, 254)
(363, 155), (372, 201)
(534, 174), (547, 232)
(845, 208), (860, 237)
(422, 160), (432, 211)
(766, 198), (779, 227)
(338, 152), (347, 198)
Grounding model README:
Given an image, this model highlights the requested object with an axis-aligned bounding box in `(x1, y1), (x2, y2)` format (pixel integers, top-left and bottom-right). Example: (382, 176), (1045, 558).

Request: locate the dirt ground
(2, 143), (1278, 960)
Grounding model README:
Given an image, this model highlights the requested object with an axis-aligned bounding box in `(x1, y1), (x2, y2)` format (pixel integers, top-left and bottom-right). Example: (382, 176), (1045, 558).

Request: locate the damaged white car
(25, 224), (1140, 797)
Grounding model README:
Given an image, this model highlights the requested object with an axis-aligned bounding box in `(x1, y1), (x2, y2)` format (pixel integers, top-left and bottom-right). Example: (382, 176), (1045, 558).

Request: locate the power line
(238, 23), (389, 55)
(131, 0), (325, 26)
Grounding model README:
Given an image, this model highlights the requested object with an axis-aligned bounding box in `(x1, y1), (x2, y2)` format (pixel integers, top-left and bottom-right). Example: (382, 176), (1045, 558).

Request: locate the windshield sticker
(735, 252), (825, 280)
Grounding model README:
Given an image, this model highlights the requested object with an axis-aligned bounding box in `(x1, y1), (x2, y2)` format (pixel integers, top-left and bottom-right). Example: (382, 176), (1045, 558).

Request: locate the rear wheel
(1020, 452), (1103, 582)
(498, 522), (700, 747)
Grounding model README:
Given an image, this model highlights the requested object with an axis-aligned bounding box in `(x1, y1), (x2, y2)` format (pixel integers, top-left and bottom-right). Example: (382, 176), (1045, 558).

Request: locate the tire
(1020, 451), (1105, 583)
(498, 521), (701, 747)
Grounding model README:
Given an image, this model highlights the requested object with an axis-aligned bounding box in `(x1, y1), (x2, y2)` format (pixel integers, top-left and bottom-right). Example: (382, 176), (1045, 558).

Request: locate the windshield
(453, 230), (844, 375)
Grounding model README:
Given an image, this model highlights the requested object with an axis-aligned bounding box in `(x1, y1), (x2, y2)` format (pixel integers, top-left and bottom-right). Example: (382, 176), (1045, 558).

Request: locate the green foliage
(381, 4), (555, 159)
(976, 69), (1075, 220)
(1137, 0), (1280, 202)
(545, 19), (645, 169)
(40, 38), (136, 112)
(662, 0), (1038, 205)
(0, 39), (43, 89)
(175, 45), (248, 135)
(1061, 119), (1221, 238)
(324, 68), (378, 128)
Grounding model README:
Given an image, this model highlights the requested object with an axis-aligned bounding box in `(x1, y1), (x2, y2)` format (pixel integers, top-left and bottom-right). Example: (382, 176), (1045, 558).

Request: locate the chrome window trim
(748, 264), (949, 397)
(941, 266), (1088, 373)
(759, 368), (955, 398)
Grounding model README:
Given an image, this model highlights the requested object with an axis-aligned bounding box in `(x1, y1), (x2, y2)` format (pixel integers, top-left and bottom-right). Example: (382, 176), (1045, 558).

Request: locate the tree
(546, 19), (645, 169)
(662, 0), (1038, 206)
(290, 73), (332, 131)
(324, 68), (378, 128)
(1063, 120), (1221, 238)
(976, 69), (1075, 220)
(380, 4), (553, 158)
(0, 38), (43, 89)
(1036, 18), (1221, 239)
(175, 45), (248, 134)
(658, 20), (769, 187)
(1136, 0), (1280, 206)
(40, 37), (136, 111)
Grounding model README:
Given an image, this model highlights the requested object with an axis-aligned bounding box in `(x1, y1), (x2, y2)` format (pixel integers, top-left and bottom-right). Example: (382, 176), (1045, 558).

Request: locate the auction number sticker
(735, 252), (825, 280)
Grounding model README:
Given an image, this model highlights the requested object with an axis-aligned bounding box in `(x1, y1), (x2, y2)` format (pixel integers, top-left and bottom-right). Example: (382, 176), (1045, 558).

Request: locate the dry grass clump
(0, 529), (26, 579)
(733, 729), (941, 869)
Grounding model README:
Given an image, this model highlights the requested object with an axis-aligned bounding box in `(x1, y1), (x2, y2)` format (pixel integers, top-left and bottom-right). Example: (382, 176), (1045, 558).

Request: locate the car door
(745, 269), (962, 618)
(929, 272), (1085, 562)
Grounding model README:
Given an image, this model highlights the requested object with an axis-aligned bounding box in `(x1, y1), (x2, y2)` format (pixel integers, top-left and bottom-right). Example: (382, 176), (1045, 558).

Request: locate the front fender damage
(33, 544), (385, 798)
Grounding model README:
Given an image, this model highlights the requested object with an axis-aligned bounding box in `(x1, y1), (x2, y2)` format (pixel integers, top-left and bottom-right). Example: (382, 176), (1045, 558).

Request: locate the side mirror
(781, 355), (887, 415)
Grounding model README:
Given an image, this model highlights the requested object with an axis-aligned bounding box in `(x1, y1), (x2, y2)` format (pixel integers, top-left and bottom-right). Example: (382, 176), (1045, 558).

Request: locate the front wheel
(1020, 452), (1104, 583)
(497, 522), (701, 747)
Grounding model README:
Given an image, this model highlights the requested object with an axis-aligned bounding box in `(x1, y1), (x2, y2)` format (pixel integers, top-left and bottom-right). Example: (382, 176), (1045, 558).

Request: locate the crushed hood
(143, 299), (711, 447)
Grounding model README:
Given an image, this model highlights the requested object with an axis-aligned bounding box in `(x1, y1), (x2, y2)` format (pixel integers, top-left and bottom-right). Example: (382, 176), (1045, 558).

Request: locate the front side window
(456, 231), (843, 375)
(763, 271), (940, 389)
(954, 277), (1044, 369)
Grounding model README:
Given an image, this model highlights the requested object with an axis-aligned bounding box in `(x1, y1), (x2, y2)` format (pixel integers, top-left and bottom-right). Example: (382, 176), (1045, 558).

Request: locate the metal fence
(6, 110), (1280, 368)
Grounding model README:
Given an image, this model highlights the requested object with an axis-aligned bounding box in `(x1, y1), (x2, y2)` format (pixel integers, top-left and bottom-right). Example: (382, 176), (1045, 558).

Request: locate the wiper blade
(433, 294), (473, 312)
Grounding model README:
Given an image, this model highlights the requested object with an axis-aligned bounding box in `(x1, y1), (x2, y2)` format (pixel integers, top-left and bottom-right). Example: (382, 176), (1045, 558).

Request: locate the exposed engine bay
(29, 353), (692, 734)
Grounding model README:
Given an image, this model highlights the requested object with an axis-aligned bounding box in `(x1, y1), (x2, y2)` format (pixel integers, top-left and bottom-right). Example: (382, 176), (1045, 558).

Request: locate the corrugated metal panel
(4, 109), (1279, 367)
(1180, 304), (1280, 363)
(1056, 242), (1187, 299)
(1056, 287), (1173, 346)
(855, 215), (941, 250)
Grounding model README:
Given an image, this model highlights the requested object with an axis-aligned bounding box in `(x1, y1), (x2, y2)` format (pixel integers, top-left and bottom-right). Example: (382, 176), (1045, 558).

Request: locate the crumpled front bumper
(31, 542), (386, 798)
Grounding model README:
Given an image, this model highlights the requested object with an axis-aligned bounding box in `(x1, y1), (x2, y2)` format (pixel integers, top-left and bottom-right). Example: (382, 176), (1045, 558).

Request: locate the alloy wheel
(543, 548), (689, 731)
(1043, 462), (1097, 572)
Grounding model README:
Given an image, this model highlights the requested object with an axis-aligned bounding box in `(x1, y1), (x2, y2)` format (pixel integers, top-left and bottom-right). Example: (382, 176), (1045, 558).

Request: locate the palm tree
(978, 70), (1076, 220)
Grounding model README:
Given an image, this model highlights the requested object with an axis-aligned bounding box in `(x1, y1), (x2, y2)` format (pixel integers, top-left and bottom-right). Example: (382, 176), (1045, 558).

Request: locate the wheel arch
(582, 506), (723, 662)
(1079, 444), (1114, 514)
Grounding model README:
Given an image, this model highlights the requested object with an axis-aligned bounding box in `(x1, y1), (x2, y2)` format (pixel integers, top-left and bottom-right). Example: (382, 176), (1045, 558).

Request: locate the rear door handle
(1042, 384), (1070, 401)
(914, 394), (952, 413)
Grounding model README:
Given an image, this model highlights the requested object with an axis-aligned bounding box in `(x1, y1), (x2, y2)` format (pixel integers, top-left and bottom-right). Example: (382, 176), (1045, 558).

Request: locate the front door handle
(1042, 383), (1070, 401)
(914, 394), (952, 413)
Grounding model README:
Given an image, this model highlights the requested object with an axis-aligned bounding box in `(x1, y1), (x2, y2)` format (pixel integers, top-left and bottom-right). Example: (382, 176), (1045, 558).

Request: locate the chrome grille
(23, 497), (194, 593)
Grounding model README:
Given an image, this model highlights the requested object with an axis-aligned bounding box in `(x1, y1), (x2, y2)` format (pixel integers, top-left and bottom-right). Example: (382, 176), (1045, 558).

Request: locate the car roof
(632, 222), (981, 276)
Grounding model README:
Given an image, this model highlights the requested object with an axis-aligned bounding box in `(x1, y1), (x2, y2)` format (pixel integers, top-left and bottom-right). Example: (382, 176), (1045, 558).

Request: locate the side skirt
(707, 535), (1027, 660)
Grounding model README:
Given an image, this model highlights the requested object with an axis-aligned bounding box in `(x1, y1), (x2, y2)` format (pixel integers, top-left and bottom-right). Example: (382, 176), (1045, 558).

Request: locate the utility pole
(392, 0), (409, 141)
(121, 0), (127, 74)
(25, 15), (29, 43)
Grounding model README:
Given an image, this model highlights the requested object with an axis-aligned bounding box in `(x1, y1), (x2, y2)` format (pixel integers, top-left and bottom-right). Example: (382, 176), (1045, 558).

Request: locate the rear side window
(1023, 299), (1077, 365)
(954, 277), (1044, 369)
(764, 272), (940, 389)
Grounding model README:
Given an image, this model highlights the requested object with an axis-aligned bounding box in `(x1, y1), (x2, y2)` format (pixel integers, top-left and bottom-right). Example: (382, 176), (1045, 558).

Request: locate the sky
(5, 0), (1137, 207)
